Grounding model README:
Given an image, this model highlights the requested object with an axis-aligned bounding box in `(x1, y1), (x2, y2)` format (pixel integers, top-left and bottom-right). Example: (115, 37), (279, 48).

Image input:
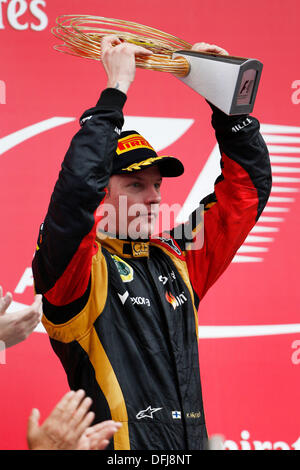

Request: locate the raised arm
(168, 42), (272, 302)
(181, 104), (272, 302)
(32, 37), (151, 313)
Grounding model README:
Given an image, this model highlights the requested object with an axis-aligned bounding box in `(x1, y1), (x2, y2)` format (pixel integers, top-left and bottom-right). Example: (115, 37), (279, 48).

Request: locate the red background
(0, 0), (299, 450)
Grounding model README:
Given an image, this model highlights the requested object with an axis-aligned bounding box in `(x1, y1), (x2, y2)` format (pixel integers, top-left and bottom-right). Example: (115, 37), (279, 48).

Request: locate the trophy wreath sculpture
(52, 15), (263, 115)
(52, 15), (192, 76)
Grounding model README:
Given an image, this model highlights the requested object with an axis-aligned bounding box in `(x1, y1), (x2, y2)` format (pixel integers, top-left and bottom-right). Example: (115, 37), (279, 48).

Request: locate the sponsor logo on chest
(165, 291), (188, 310)
(118, 291), (151, 307)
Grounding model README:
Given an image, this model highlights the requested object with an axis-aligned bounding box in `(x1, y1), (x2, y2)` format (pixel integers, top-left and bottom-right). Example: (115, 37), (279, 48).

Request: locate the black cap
(112, 130), (184, 177)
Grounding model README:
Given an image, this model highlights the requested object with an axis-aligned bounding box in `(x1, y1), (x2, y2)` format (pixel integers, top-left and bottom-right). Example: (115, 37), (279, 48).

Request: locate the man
(32, 36), (272, 450)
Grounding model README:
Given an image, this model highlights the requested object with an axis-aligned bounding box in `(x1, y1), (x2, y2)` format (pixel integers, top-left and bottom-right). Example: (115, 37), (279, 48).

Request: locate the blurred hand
(27, 390), (94, 450)
(0, 287), (42, 348)
(191, 42), (229, 56)
(27, 389), (121, 450)
(77, 420), (122, 450)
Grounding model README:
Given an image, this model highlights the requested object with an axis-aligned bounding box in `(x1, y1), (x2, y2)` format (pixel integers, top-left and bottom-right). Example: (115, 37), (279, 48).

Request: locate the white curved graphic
(0, 116), (193, 157)
(198, 324), (300, 339)
(4, 119), (300, 340)
(123, 116), (194, 152)
(0, 117), (76, 156)
(1, 118), (299, 264)
(7, 299), (300, 340)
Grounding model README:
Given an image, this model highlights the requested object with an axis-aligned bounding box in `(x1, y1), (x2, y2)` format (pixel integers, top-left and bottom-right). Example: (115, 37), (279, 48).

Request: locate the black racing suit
(32, 88), (272, 450)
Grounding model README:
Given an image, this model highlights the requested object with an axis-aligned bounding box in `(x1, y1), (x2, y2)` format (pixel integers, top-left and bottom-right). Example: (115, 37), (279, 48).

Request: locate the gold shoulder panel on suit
(79, 327), (130, 450)
(42, 242), (108, 343)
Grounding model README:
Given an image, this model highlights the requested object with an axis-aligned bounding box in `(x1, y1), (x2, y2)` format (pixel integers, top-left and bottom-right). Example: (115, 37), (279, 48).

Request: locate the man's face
(101, 165), (162, 239)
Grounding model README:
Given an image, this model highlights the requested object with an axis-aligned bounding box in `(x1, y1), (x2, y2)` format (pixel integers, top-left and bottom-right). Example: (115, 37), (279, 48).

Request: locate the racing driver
(32, 36), (272, 450)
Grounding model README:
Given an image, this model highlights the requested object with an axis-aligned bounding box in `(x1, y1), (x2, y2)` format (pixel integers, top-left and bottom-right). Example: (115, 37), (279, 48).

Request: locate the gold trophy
(52, 15), (263, 115)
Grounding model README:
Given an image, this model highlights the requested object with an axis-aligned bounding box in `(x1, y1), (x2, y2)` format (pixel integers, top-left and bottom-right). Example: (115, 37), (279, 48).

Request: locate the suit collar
(97, 233), (150, 258)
